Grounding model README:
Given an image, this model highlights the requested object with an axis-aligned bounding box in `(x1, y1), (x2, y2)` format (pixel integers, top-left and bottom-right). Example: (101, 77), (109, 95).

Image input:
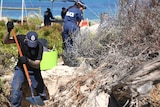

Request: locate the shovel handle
(11, 29), (32, 86)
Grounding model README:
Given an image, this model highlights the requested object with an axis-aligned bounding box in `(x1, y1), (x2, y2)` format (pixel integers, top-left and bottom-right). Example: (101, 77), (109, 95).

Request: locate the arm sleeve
(49, 12), (54, 19)
(76, 10), (84, 23)
(37, 42), (43, 60)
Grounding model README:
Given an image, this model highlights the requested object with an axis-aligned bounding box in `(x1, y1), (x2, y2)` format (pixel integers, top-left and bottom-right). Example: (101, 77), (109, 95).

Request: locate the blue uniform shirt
(64, 6), (84, 25)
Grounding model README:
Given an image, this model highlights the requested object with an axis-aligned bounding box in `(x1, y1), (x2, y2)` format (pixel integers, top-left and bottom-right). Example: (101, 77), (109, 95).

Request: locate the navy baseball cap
(26, 31), (38, 48)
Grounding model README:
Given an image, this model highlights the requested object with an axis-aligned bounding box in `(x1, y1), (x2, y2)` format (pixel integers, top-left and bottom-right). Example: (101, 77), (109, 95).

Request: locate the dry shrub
(40, 1), (160, 107)
(117, 0), (160, 57)
(68, 0), (160, 106)
(65, 13), (119, 68)
(62, 0), (160, 74)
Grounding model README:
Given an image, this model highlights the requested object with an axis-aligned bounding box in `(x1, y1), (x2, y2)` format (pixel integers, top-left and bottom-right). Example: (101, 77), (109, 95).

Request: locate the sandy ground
(41, 61), (85, 99)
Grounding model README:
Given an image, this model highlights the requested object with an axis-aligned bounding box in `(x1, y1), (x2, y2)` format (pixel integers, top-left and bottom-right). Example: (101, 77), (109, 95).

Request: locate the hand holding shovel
(9, 21), (44, 106)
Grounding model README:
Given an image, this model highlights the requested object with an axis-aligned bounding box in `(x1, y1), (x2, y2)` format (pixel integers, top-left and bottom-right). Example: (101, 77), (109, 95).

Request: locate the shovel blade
(26, 96), (44, 106)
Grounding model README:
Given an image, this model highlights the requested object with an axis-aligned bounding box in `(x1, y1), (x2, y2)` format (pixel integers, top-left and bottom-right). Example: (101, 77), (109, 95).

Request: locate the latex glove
(18, 56), (28, 64)
(7, 21), (14, 33)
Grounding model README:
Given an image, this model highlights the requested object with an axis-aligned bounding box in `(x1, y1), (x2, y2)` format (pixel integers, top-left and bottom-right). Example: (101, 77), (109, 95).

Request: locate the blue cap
(26, 31), (38, 48)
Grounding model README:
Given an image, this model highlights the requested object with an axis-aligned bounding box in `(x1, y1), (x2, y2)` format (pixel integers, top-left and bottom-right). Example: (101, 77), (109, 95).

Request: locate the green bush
(0, 20), (63, 64)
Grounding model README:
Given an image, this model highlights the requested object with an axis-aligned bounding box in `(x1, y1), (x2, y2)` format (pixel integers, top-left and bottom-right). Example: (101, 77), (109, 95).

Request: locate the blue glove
(18, 56), (28, 64)
(7, 21), (14, 33)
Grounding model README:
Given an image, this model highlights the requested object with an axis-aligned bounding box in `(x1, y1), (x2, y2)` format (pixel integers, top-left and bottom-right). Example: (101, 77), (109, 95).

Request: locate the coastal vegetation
(0, 19), (63, 69)
(0, 0), (160, 106)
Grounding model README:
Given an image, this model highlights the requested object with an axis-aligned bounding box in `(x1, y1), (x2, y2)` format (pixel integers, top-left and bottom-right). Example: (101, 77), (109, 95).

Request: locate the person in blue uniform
(62, 0), (86, 53)
(61, 7), (67, 20)
(62, 0), (86, 66)
(44, 8), (55, 26)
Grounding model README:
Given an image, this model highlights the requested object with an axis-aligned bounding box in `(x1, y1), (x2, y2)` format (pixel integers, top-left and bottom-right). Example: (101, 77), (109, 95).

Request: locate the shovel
(11, 29), (45, 106)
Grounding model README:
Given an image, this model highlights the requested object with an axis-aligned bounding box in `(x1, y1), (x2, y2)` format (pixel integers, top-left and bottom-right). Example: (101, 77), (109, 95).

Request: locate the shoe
(39, 93), (48, 101)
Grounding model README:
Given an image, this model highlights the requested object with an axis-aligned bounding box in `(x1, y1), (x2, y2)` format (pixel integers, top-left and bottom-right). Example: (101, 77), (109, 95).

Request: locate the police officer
(61, 7), (67, 20)
(44, 8), (55, 26)
(3, 21), (48, 107)
(62, 0), (86, 53)
(62, 0), (86, 66)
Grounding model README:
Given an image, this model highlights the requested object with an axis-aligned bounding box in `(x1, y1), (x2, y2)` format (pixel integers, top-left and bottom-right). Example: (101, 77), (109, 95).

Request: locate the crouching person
(3, 21), (48, 107)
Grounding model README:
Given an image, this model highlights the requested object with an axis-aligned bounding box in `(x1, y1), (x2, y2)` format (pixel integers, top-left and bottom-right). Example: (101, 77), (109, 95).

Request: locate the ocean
(1, 0), (119, 21)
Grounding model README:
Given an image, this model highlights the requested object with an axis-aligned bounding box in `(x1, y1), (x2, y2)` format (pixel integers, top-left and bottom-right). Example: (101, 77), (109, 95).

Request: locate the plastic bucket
(40, 50), (58, 70)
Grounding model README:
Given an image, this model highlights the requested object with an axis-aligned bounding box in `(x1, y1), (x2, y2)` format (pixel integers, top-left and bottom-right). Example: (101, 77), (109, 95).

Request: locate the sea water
(1, 0), (119, 21)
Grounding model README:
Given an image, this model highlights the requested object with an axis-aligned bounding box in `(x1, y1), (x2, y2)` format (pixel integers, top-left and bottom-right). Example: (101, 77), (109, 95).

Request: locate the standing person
(62, 0), (86, 66)
(44, 8), (55, 26)
(61, 7), (67, 20)
(3, 21), (48, 107)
